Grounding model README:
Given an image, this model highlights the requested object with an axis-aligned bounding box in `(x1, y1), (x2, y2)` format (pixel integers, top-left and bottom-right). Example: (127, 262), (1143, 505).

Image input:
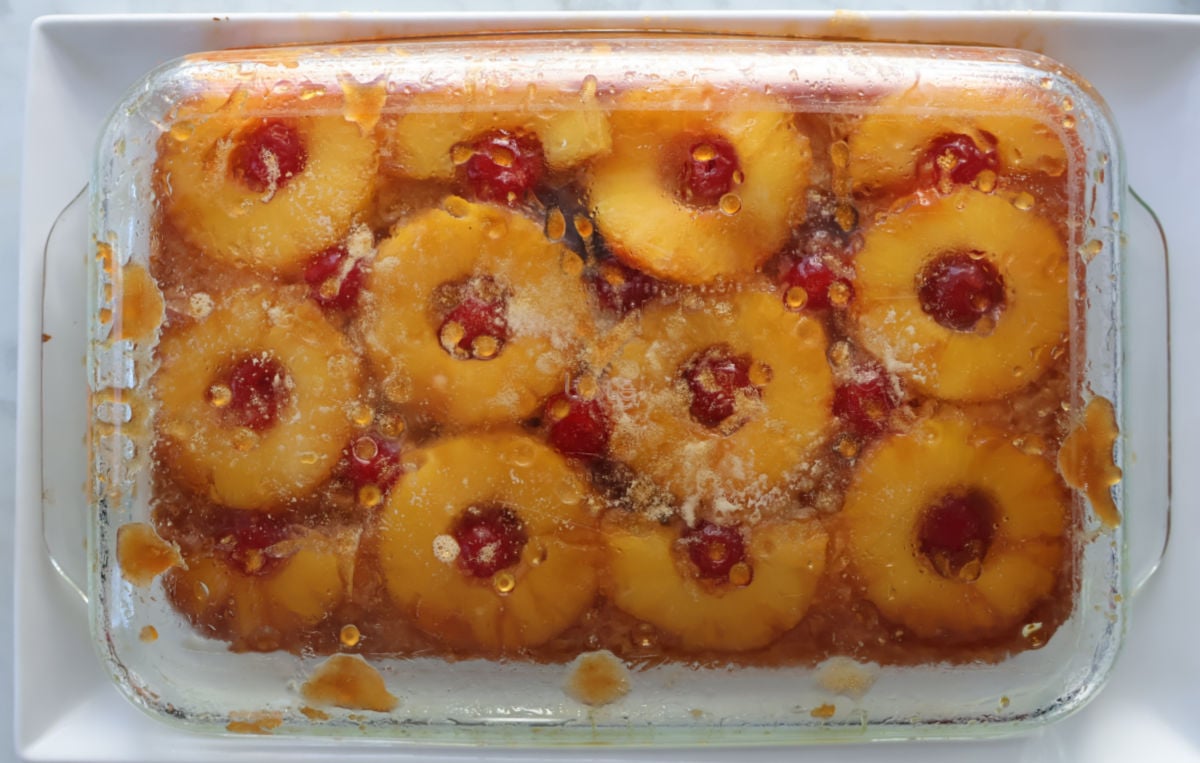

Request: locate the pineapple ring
(849, 83), (1069, 193)
(852, 189), (1068, 401)
(588, 91), (812, 284)
(839, 412), (1067, 640)
(376, 433), (602, 652)
(360, 200), (594, 429)
(382, 81), (611, 178)
(159, 92), (377, 274)
(605, 517), (828, 652)
(606, 290), (834, 520)
(155, 288), (362, 510)
(166, 529), (357, 648)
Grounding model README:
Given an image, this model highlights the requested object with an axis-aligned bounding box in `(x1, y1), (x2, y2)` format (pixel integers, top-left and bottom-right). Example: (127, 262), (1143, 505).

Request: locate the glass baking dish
(71, 33), (1170, 744)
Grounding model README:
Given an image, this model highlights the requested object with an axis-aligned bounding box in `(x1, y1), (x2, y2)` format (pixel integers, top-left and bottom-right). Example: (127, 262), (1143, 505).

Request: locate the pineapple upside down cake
(136, 69), (1102, 676)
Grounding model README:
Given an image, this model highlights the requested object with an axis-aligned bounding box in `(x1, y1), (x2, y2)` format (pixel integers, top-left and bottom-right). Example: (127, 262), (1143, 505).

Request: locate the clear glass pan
(65, 33), (1170, 744)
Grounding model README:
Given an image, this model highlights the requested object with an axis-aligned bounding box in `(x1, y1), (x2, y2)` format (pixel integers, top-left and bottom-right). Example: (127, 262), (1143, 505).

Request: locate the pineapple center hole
(918, 488), (997, 581)
(229, 119), (308, 193)
(435, 276), (510, 360)
(452, 503), (528, 578)
(917, 251), (1006, 332)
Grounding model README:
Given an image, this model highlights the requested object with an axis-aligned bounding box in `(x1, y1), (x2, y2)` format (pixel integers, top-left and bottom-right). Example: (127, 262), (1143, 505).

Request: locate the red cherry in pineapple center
(453, 505), (528, 578)
(682, 344), (764, 430)
(304, 245), (365, 311)
(545, 392), (611, 461)
(438, 278), (509, 361)
(918, 489), (996, 580)
(219, 354), (290, 431)
(344, 432), (403, 492)
(781, 253), (851, 311)
(591, 260), (662, 316)
(922, 132), (999, 186)
(682, 521), (747, 580)
(230, 119), (307, 193)
(462, 130), (545, 204)
(917, 251), (1006, 332)
(680, 136), (740, 206)
(218, 511), (288, 577)
(833, 372), (896, 438)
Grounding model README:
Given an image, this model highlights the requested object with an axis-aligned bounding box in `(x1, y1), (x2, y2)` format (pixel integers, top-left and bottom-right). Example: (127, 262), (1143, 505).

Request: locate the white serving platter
(15, 11), (1200, 763)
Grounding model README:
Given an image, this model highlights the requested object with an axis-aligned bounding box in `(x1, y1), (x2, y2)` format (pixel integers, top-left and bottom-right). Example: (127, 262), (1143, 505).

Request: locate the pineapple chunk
(606, 518), (828, 652)
(849, 84), (1068, 193)
(589, 90), (811, 284)
(160, 92), (377, 275)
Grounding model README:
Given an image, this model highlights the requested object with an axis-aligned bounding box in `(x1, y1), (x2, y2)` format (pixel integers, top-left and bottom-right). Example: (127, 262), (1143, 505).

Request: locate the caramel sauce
(96, 241), (115, 275)
(116, 523), (182, 587)
(139, 625), (159, 643)
(112, 265), (165, 341)
(225, 712), (283, 735)
(810, 703), (837, 719)
(300, 654), (398, 713)
(339, 74), (388, 135)
(299, 706), (330, 721)
(1058, 396), (1122, 528)
(564, 651), (631, 707)
(816, 656), (876, 699)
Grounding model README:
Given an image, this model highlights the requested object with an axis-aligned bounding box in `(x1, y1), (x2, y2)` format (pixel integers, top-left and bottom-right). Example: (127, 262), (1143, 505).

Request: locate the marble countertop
(4, 2), (1198, 761)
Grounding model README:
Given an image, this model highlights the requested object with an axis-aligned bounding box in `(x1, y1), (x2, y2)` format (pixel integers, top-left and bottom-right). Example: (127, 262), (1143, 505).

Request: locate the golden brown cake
(135, 64), (1091, 676)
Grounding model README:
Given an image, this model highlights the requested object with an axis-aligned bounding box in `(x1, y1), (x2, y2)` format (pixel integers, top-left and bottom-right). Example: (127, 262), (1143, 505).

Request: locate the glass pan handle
(41, 186), (90, 604)
(1124, 187), (1172, 598)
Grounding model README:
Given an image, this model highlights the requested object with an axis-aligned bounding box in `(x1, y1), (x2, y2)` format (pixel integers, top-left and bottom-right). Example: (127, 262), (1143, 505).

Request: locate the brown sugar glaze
(147, 80), (1087, 671)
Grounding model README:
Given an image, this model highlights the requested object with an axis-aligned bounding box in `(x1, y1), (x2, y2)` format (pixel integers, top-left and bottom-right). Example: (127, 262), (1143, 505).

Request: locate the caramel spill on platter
(810, 703), (837, 719)
(299, 706), (330, 721)
(815, 656), (877, 700)
(226, 711), (283, 735)
(1058, 396), (1123, 528)
(116, 522), (183, 587)
(139, 625), (159, 643)
(563, 650), (631, 707)
(300, 654), (398, 713)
